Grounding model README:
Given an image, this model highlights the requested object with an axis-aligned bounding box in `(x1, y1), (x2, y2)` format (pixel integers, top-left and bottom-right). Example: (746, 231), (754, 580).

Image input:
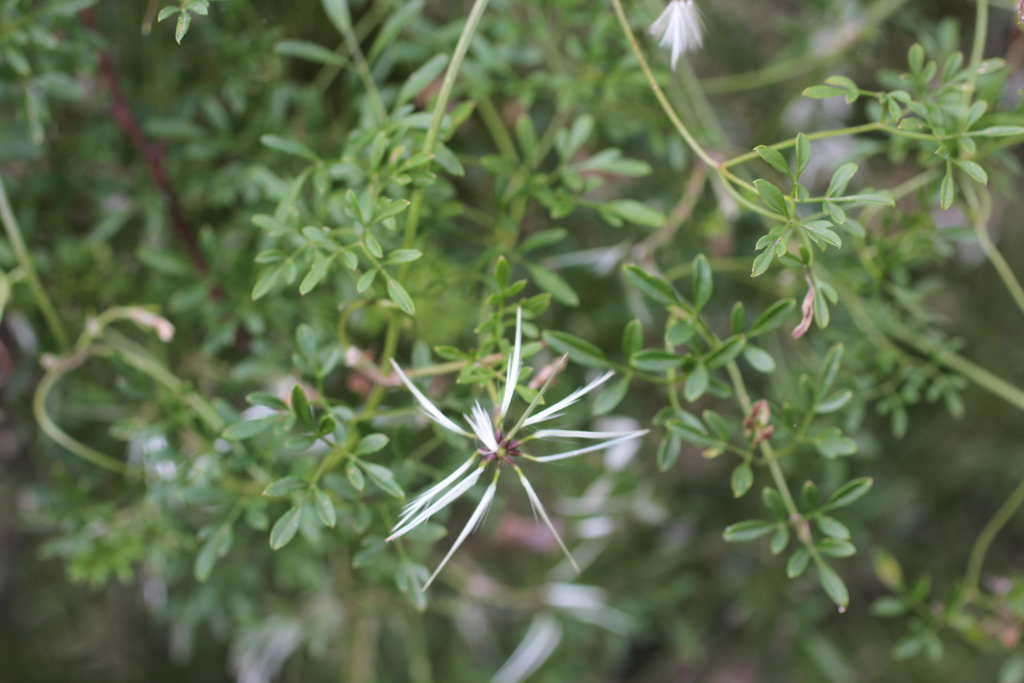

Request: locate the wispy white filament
(499, 307), (522, 420)
(389, 466), (484, 540)
(523, 371), (615, 426)
(649, 0), (704, 70)
(534, 432), (649, 463)
(424, 479), (498, 589)
(398, 456), (476, 522)
(390, 359), (472, 436)
(516, 467), (580, 573)
(466, 401), (499, 452)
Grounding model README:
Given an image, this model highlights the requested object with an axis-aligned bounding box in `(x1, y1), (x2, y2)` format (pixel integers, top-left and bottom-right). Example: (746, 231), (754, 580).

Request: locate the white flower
(649, 0), (704, 70)
(388, 308), (648, 589)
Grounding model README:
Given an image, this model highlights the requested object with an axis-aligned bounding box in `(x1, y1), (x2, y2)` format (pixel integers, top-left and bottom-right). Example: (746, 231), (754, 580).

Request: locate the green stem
(964, 473), (1024, 598)
(971, 0), (990, 67)
(336, 10), (388, 122)
(609, 0), (717, 168)
(963, 182), (1024, 320)
(0, 172), (69, 350)
(363, 0), (493, 419)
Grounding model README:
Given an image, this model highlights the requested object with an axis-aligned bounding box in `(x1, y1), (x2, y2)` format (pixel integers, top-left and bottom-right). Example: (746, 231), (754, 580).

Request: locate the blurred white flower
(388, 308), (648, 589)
(649, 0), (704, 70)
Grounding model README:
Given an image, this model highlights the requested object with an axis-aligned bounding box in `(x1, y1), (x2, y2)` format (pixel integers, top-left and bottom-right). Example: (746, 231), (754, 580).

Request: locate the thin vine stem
(0, 171), (69, 351)
(363, 0), (494, 420)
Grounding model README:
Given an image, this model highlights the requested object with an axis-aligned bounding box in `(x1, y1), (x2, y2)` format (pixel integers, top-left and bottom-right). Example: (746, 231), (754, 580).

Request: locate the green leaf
(748, 299), (797, 337)
(802, 480), (820, 510)
(968, 126), (1024, 137)
(754, 145), (790, 176)
(543, 331), (609, 368)
(723, 519), (775, 542)
(666, 320), (696, 345)
(520, 228), (568, 253)
(526, 263), (579, 306)
(816, 343), (844, 397)
(360, 462), (404, 498)
(386, 277), (415, 314)
(816, 559), (849, 608)
(275, 39), (345, 66)
(292, 384), (313, 430)
(795, 133), (811, 179)
(623, 319), (643, 356)
(692, 254), (713, 310)
(321, 0), (353, 33)
(594, 375), (630, 415)
(263, 476), (306, 497)
(357, 434), (389, 455)
(313, 488), (337, 528)
(630, 350), (685, 371)
(753, 179), (789, 215)
(762, 487), (788, 520)
(826, 162), (858, 197)
(816, 515), (851, 540)
(261, 135), (319, 163)
(742, 345), (776, 373)
(705, 335), (746, 369)
(684, 361), (709, 401)
(818, 538), (856, 558)
(252, 264), (283, 300)
(825, 477), (873, 510)
(787, 548), (810, 578)
(803, 220), (842, 248)
(384, 249), (423, 265)
(731, 463), (753, 498)
(802, 85), (847, 99)
(397, 53), (448, 106)
(770, 526), (790, 555)
(812, 428), (858, 459)
(356, 268), (378, 293)
(657, 433), (682, 471)
(222, 415), (279, 440)
(953, 159), (988, 184)
(816, 390), (853, 414)
(300, 253), (334, 294)
(751, 248), (776, 277)
(624, 265), (685, 309)
(346, 461), (365, 491)
(158, 6), (179, 20)
(194, 525), (233, 582)
(403, 523), (448, 544)
(940, 163), (955, 210)
(607, 199), (665, 227)
(246, 392), (288, 411)
(269, 506), (302, 549)
(730, 302), (746, 334)
(175, 11), (192, 43)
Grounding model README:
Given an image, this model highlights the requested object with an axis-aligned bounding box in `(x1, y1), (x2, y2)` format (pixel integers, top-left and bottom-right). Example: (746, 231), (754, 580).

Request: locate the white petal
(533, 431), (648, 463)
(531, 429), (645, 440)
(500, 308), (523, 420)
(423, 479), (498, 589)
(649, 0), (704, 70)
(464, 401), (499, 453)
(490, 614), (563, 683)
(398, 457), (476, 522)
(389, 466), (483, 540)
(523, 371), (615, 426)
(390, 359), (472, 436)
(515, 468), (579, 573)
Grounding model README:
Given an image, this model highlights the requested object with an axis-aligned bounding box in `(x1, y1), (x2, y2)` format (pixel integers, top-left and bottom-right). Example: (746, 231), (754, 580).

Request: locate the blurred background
(2, 1), (1024, 681)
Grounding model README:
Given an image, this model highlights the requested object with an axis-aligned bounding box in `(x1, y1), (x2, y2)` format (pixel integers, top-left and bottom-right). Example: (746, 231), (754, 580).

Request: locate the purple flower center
(481, 429), (521, 466)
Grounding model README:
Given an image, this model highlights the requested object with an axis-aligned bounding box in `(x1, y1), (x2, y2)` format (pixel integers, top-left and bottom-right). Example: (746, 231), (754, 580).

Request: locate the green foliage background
(2, 0), (1024, 681)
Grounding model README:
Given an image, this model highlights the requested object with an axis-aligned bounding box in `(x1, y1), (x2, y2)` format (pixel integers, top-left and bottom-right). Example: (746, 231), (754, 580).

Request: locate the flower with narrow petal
(388, 308), (648, 589)
(649, 0), (704, 70)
